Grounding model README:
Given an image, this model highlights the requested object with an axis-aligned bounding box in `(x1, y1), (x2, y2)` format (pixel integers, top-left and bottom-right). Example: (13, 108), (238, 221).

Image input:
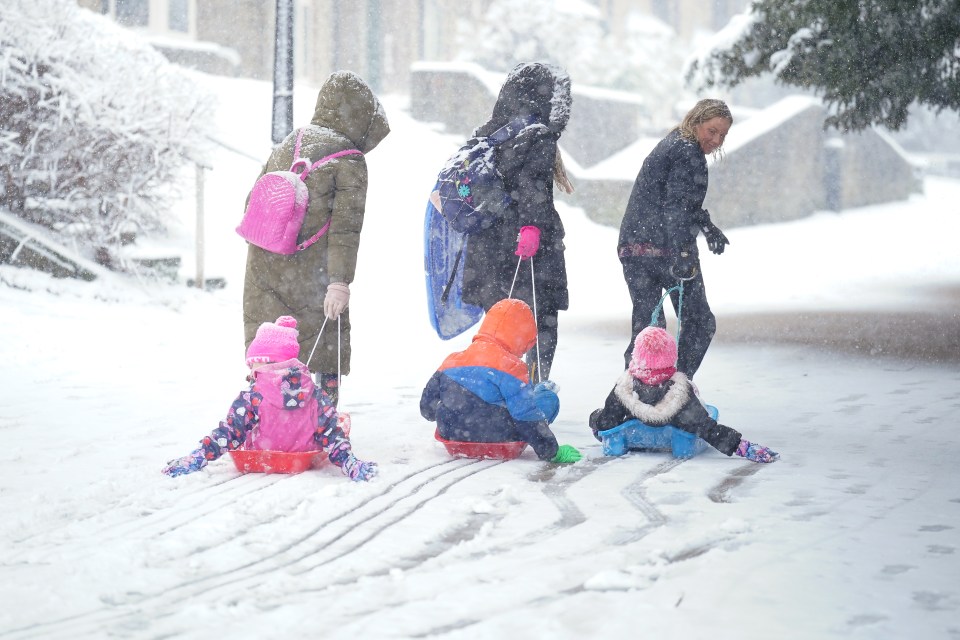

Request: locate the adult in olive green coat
(242, 71), (390, 403)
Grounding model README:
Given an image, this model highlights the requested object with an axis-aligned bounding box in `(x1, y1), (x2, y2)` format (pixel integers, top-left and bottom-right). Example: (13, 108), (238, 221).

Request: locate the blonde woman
(617, 99), (733, 379)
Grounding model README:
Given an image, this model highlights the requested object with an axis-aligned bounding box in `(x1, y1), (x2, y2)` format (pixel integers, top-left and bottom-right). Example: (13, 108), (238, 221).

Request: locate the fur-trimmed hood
(612, 370), (691, 426)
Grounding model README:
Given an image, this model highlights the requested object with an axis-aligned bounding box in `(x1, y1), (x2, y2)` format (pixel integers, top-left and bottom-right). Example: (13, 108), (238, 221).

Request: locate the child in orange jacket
(420, 299), (580, 463)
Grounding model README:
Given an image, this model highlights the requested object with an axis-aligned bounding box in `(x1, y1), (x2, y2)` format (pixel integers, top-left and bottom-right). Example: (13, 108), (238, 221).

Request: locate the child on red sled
(420, 299), (581, 464)
(162, 315), (377, 480)
(590, 326), (779, 463)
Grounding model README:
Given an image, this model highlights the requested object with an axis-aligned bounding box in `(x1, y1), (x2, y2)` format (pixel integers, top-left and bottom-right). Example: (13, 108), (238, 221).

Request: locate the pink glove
(515, 225), (541, 260)
(324, 282), (350, 320)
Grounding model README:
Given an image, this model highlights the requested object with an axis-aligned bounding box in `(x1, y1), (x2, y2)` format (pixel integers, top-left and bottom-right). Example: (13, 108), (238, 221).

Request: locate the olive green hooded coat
(242, 71), (390, 375)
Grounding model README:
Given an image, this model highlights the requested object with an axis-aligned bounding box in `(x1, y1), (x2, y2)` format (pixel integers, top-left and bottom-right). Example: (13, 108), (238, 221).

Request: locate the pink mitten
(515, 226), (541, 259)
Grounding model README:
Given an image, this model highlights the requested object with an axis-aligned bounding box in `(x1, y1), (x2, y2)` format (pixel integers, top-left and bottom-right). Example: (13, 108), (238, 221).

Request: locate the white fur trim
(613, 371), (691, 425)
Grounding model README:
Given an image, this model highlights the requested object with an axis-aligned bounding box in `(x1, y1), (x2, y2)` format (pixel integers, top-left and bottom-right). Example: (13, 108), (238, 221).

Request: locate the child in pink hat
(589, 326), (778, 463)
(162, 315), (377, 480)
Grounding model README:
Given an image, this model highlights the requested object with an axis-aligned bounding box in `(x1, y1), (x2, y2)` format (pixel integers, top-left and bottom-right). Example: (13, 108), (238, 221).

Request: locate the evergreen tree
(686, 0), (960, 131)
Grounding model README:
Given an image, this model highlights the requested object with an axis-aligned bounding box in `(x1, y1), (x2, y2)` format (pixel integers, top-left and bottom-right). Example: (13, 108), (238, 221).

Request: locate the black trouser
(526, 310), (558, 382)
(621, 257), (716, 379)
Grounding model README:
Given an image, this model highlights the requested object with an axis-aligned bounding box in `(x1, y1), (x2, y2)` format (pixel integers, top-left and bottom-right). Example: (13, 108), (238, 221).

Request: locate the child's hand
(161, 449), (207, 477)
(550, 444), (581, 464)
(343, 455), (378, 482)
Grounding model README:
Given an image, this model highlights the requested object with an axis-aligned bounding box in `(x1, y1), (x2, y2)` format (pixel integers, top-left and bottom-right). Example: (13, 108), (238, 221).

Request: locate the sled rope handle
(530, 256), (542, 384)
(337, 316), (343, 406)
(508, 254), (522, 298)
(650, 280), (685, 358)
(507, 255), (542, 384)
(304, 314), (344, 405)
(305, 316), (329, 369)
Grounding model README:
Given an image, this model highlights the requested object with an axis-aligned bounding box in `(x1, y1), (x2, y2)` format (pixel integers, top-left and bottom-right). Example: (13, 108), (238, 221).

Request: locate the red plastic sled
(229, 413), (352, 474)
(434, 428), (527, 460)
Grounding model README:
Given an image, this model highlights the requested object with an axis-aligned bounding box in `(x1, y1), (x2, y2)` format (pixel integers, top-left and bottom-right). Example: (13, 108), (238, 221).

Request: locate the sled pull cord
(508, 254), (523, 299)
(529, 257), (542, 384)
(507, 255), (542, 384)
(650, 279), (685, 349)
(305, 316), (329, 369)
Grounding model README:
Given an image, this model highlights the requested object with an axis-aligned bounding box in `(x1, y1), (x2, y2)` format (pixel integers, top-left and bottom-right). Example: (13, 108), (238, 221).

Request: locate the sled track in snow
(0, 458), (505, 640)
(323, 456), (624, 626)
(4, 471), (275, 563)
(708, 464), (763, 503)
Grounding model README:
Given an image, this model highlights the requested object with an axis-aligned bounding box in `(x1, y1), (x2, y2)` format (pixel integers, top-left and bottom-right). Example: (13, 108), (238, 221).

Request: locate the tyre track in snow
(0, 458), (498, 640)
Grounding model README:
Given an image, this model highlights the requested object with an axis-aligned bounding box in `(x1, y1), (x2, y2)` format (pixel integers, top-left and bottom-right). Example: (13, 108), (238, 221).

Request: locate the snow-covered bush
(0, 0), (212, 268)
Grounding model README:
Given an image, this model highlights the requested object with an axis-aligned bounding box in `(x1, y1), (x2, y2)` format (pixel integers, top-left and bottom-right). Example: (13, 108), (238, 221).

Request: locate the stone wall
(703, 98), (921, 230)
(409, 62), (646, 166)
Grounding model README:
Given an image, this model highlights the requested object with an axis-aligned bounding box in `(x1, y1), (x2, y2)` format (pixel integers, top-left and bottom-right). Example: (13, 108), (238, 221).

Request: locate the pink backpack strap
(290, 128), (310, 176)
(293, 128), (307, 161)
(294, 148), (364, 252)
(308, 148), (363, 172)
(296, 217), (333, 252)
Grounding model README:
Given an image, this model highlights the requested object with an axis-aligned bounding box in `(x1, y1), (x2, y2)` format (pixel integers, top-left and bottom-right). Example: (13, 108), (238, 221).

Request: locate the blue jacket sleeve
(498, 375), (559, 460)
(420, 371), (442, 422)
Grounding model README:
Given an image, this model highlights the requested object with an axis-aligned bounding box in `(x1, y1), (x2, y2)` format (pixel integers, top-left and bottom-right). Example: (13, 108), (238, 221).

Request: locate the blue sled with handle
(600, 404), (718, 459)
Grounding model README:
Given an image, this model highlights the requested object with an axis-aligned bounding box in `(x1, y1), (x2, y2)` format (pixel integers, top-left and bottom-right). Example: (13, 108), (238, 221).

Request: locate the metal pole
(271, 0), (294, 144)
(195, 163), (204, 289)
(366, 0), (381, 91)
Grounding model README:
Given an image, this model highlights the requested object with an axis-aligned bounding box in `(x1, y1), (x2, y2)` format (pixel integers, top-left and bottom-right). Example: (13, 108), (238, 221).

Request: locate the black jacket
(461, 63), (571, 314)
(589, 371), (741, 456)
(618, 129), (709, 255)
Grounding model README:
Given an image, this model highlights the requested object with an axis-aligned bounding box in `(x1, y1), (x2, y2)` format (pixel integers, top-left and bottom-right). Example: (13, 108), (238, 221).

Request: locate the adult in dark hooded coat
(242, 71), (390, 405)
(617, 98), (732, 379)
(460, 62), (573, 382)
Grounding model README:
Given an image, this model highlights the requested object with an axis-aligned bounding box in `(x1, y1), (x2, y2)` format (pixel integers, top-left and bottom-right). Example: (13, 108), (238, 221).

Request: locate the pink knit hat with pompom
(628, 326), (678, 385)
(245, 315), (301, 366)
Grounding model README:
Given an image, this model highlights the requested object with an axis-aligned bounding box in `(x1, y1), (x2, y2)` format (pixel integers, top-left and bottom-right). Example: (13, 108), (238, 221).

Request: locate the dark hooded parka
(460, 62), (572, 336)
(242, 71), (390, 376)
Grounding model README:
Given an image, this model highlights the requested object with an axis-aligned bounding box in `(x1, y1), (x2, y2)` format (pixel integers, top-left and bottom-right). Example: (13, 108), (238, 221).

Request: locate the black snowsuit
(460, 63), (571, 380)
(618, 129), (716, 378)
(589, 371), (741, 456)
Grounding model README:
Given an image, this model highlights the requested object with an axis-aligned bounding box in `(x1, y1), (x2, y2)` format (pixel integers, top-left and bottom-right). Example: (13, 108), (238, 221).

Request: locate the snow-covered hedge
(0, 0), (212, 268)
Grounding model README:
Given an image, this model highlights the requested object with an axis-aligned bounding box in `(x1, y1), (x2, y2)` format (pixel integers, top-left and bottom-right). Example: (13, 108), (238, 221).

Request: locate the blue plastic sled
(424, 185), (484, 340)
(600, 404), (719, 459)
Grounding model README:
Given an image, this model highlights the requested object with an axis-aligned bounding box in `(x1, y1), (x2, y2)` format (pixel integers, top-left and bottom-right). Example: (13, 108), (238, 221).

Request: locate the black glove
(701, 220), (729, 255)
(671, 249), (698, 280)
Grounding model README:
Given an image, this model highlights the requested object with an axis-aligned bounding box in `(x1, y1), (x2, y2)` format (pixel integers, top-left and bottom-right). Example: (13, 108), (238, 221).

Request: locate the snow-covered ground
(1, 75), (959, 640)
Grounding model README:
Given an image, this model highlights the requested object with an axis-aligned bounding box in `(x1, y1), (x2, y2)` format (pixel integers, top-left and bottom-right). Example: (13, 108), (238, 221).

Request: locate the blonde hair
(676, 98), (733, 145)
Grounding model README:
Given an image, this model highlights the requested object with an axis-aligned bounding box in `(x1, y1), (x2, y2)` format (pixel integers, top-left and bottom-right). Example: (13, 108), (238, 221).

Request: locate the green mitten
(550, 444), (582, 464)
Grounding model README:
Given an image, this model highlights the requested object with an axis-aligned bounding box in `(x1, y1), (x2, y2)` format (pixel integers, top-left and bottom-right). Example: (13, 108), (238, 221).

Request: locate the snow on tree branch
(684, 0), (960, 132)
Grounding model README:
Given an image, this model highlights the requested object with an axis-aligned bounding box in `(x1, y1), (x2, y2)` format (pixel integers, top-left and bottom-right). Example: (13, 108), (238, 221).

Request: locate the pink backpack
(237, 128), (362, 255)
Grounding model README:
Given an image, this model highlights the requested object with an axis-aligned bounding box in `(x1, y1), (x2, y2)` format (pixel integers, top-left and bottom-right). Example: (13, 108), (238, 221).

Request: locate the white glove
(324, 282), (350, 320)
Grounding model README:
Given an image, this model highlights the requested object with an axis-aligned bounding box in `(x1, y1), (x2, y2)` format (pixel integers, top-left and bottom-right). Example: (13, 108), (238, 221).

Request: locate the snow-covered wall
(704, 97), (921, 228)
(409, 61), (647, 167)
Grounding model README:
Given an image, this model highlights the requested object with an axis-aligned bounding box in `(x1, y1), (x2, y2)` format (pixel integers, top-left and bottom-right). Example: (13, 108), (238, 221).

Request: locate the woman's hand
(515, 225), (541, 259)
(701, 221), (729, 254)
